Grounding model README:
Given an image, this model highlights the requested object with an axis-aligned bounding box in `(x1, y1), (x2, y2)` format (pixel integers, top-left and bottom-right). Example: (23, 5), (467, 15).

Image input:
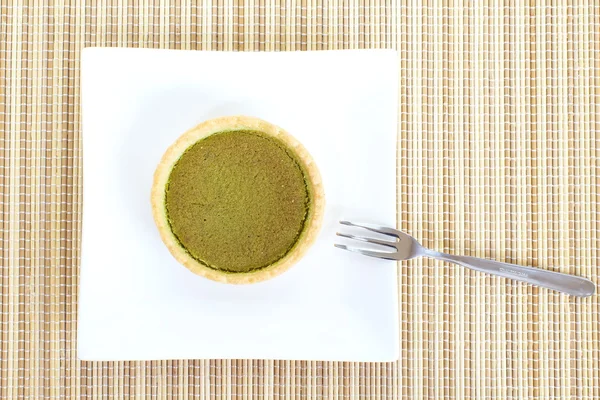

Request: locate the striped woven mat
(1, 2), (599, 399)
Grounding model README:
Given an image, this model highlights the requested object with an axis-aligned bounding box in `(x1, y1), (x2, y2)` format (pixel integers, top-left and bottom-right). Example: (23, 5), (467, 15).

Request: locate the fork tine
(334, 244), (398, 260)
(336, 232), (397, 249)
(339, 220), (400, 238)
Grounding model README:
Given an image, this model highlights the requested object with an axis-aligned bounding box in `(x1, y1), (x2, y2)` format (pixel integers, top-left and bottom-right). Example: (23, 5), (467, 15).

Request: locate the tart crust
(151, 116), (325, 284)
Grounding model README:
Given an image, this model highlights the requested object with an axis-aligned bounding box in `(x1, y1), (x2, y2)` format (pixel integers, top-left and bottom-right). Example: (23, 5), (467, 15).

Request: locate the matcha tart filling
(151, 116), (325, 284)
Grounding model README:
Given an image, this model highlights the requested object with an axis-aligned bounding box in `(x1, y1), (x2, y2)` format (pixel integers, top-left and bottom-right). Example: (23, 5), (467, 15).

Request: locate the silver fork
(335, 221), (595, 297)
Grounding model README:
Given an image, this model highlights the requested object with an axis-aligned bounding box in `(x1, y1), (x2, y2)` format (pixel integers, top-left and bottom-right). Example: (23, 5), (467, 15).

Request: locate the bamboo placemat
(1, 1), (599, 399)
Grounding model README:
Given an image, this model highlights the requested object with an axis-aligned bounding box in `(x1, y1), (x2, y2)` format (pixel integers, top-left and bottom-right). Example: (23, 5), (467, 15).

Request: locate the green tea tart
(151, 116), (325, 284)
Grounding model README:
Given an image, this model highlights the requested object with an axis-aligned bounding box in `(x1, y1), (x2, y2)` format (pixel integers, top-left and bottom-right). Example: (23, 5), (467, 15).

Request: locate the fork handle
(425, 251), (595, 297)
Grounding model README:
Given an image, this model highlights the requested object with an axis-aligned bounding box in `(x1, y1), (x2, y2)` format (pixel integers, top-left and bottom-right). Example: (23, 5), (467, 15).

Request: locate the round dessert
(151, 116), (324, 284)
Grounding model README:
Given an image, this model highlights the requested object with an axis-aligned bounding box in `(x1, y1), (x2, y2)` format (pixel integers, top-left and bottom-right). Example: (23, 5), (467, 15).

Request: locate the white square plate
(78, 48), (398, 362)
